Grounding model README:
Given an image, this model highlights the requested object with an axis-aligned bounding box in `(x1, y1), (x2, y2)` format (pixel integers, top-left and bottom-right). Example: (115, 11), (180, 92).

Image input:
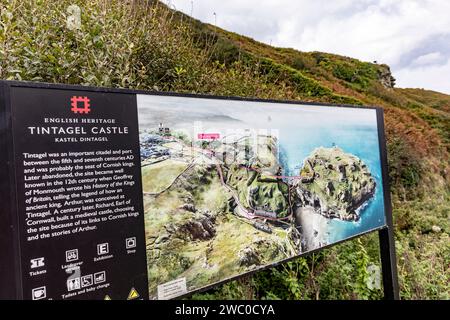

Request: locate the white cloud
(167, 0), (450, 94)
(395, 58), (450, 93)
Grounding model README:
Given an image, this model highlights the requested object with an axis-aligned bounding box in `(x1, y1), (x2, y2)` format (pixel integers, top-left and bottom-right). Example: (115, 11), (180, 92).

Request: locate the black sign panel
(4, 86), (148, 300)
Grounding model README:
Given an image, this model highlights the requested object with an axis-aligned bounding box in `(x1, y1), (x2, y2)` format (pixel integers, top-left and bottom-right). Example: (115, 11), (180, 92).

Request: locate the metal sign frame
(0, 80), (399, 300)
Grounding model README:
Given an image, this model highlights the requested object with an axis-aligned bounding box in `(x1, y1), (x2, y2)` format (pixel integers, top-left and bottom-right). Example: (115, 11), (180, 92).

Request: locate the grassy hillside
(1, 0), (448, 299)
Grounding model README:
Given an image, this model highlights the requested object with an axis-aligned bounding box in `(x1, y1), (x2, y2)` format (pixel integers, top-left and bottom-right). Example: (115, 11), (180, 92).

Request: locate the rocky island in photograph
(296, 147), (376, 222)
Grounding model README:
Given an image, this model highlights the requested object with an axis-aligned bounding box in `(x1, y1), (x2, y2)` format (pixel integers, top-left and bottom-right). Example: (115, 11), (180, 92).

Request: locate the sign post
(0, 80), (399, 300)
(377, 110), (400, 300)
(379, 228), (400, 299)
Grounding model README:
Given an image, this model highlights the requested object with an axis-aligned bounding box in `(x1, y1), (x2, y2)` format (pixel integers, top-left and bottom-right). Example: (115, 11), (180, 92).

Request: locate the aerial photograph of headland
(136, 95), (386, 299)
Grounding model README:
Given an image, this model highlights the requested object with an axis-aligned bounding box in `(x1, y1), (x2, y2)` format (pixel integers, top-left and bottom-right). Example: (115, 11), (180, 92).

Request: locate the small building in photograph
(158, 122), (171, 135)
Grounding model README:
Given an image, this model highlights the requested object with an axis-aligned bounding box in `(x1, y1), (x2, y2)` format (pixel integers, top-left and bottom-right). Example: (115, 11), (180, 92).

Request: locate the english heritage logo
(70, 96), (91, 114)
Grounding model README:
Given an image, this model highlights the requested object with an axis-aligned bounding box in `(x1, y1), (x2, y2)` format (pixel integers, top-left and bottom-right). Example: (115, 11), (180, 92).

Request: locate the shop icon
(65, 249), (79, 262)
(126, 237), (136, 249)
(31, 286), (46, 300)
(94, 271), (106, 284)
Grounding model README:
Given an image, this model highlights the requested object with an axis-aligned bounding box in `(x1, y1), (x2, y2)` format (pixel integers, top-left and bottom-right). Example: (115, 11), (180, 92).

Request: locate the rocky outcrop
(296, 147), (376, 221)
(180, 203), (196, 212)
(178, 213), (216, 240)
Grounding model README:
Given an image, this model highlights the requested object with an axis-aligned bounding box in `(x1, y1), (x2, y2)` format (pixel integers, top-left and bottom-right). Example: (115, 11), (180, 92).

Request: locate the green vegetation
(144, 160), (293, 299)
(224, 136), (290, 217)
(227, 164), (289, 216)
(1, 0), (448, 299)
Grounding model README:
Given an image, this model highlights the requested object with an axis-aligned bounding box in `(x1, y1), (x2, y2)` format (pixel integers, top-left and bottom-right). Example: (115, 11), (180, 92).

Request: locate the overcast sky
(166, 0), (450, 94)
